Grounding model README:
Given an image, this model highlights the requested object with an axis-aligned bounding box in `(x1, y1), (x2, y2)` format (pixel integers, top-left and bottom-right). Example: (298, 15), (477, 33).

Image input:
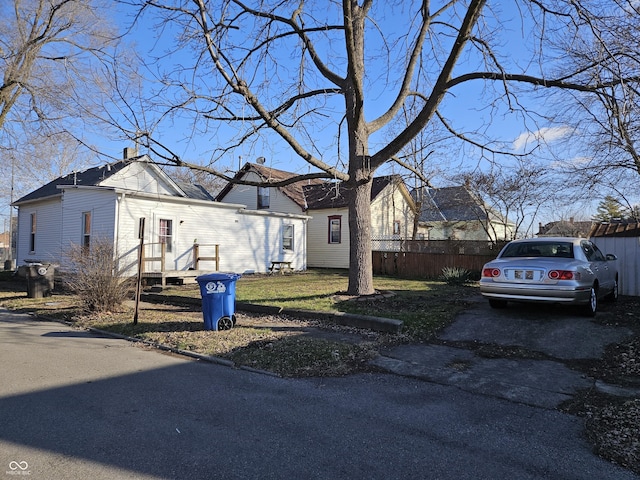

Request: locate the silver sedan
(479, 237), (618, 316)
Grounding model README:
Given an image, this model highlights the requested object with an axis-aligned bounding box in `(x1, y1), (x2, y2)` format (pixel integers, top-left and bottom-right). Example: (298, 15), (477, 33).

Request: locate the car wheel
(489, 299), (507, 309)
(604, 278), (618, 302)
(581, 286), (598, 317)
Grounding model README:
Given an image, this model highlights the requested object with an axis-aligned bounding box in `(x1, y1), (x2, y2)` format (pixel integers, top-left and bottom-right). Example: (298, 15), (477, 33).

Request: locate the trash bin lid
(196, 272), (242, 283)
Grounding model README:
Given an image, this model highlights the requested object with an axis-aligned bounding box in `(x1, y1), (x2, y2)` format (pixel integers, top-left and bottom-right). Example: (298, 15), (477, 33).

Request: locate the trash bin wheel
(218, 316), (234, 331)
(232, 314), (237, 326)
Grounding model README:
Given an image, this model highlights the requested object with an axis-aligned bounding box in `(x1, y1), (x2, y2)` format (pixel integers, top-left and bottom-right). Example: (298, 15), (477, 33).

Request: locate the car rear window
(500, 242), (574, 258)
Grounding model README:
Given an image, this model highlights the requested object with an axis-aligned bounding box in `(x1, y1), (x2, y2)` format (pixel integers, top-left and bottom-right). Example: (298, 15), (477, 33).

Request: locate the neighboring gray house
(537, 218), (594, 237)
(12, 153), (309, 279)
(412, 186), (514, 241)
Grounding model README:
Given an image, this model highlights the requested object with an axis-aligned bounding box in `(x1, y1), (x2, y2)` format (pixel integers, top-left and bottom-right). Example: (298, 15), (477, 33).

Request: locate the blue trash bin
(196, 272), (242, 331)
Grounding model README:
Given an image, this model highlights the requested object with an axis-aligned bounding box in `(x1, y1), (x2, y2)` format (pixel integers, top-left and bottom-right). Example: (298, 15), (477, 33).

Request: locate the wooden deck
(141, 270), (210, 286)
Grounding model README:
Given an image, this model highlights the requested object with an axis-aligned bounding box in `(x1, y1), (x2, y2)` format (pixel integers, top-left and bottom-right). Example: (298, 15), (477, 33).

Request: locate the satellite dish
(256, 156), (266, 164)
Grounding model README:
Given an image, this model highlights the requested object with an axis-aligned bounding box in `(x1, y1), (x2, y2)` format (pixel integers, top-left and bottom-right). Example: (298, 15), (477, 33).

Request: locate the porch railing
(140, 243), (219, 272)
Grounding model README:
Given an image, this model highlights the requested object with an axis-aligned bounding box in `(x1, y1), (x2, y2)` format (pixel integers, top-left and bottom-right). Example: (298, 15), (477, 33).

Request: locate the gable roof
(414, 186), (490, 223)
(215, 162), (325, 209)
(303, 175), (413, 210)
(538, 219), (594, 237)
(13, 156), (214, 205)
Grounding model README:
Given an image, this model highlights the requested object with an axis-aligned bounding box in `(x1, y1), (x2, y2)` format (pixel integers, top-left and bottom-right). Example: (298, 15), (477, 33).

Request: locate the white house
(12, 153), (309, 279)
(216, 165), (418, 269)
(302, 176), (416, 268)
(216, 162), (325, 214)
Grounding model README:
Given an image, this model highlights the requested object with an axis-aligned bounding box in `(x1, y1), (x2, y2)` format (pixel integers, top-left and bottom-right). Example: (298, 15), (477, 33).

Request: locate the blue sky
(70, 1), (638, 228)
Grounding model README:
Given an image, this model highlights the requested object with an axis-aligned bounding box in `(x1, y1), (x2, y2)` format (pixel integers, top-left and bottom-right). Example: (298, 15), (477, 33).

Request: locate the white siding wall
(101, 162), (178, 196)
(306, 208), (350, 268)
(15, 199), (63, 264)
(370, 185), (413, 239)
(116, 196), (308, 275)
(220, 171), (302, 213)
(60, 188), (117, 248)
(370, 184), (415, 251)
(592, 237), (640, 297)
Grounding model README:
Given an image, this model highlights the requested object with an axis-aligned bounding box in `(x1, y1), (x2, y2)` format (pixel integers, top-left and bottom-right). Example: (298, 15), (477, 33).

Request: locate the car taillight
(548, 270), (580, 280)
(482, 268), (501, 278)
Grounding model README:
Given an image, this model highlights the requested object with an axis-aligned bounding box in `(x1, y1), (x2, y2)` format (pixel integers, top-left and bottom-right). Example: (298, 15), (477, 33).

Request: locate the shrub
(439, 266), (471, 285)
(63, 238), (134, 312)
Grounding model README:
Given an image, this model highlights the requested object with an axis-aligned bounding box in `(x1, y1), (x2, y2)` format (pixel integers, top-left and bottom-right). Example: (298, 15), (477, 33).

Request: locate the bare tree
(120, 0), (638, 295)
(551, 1), (640, 177)
(0, 0), (124, 173)
(456, 163), (555, 241)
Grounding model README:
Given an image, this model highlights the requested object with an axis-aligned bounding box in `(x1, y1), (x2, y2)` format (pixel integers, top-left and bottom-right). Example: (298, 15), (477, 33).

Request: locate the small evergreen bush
(439, 266), (471, 285)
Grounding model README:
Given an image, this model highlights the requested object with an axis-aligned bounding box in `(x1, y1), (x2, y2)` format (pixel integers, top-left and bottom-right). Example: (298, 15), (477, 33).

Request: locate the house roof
(413, 186), (491, 223)
(538, 220), (594, 237)
(302, 175), (411, 210)
(13, 156), (214, 205)
(215, 162), (325, 209)
(589, 221), (640, 237)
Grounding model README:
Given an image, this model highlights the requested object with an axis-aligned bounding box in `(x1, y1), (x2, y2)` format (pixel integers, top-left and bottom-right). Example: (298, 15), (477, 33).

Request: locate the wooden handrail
(193, 243), (219, 271)
(140, 243), (219, 272)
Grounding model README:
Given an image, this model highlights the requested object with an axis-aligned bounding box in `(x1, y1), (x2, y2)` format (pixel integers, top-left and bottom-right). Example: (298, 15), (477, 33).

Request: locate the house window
(393, 220), (401, 235)
(159, 219), (173, 253)
(283, 224), (294, 251)
(82, 212), (91, 249)
(29, 213), (36, 252)
(328, 215), (341, 244)
(257, 187), (270, 209)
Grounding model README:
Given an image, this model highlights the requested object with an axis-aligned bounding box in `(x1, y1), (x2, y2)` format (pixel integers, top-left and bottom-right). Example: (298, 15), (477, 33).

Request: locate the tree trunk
(346, 167), (375, 296)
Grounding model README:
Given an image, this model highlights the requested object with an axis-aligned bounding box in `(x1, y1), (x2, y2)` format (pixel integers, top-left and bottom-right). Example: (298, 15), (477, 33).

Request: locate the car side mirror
(606, 253), (617, 261)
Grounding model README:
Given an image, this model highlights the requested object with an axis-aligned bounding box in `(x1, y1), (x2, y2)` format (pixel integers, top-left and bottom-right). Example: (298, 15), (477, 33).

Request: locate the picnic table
(269, 261), (292, 274)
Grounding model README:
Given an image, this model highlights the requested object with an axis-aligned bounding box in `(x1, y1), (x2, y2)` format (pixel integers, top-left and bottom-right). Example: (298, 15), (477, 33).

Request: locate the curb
(33, 313), (245, 371)
(140, 293), (403, 334)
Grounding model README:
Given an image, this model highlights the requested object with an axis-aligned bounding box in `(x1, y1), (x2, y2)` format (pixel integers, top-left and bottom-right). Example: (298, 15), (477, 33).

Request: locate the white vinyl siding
(100, 161), (180, 196)
(61, 189), (117, 249)
(220, 171), (301, 214)
(370, 183), (413, 240)
(15, 200), (63, 264)
(122, 198), (308, 274)
(306, 208), (350, 268)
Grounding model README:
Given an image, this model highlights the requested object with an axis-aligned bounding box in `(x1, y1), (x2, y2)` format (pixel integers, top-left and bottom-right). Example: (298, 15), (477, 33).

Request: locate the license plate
(515, 270), (535, 280)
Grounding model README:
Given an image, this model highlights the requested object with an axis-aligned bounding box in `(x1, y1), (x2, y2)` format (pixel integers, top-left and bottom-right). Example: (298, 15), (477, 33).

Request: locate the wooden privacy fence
(372, 240), (506, 279)
(372, 250), (497, 279)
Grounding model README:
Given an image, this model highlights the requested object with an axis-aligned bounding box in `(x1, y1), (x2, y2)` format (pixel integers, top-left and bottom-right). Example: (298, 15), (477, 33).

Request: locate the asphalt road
(1, 308), (638, 480)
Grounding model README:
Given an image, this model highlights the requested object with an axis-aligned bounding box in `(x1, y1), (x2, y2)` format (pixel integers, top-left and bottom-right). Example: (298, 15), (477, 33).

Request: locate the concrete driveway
(372, 294), (636, 409)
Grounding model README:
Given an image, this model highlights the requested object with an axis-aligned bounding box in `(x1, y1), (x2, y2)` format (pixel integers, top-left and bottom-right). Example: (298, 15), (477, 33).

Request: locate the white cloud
(512, 126), (574, 151)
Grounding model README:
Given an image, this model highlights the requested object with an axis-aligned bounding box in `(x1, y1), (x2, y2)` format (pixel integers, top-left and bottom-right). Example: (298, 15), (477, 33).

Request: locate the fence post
(193, 243), (200, 270)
